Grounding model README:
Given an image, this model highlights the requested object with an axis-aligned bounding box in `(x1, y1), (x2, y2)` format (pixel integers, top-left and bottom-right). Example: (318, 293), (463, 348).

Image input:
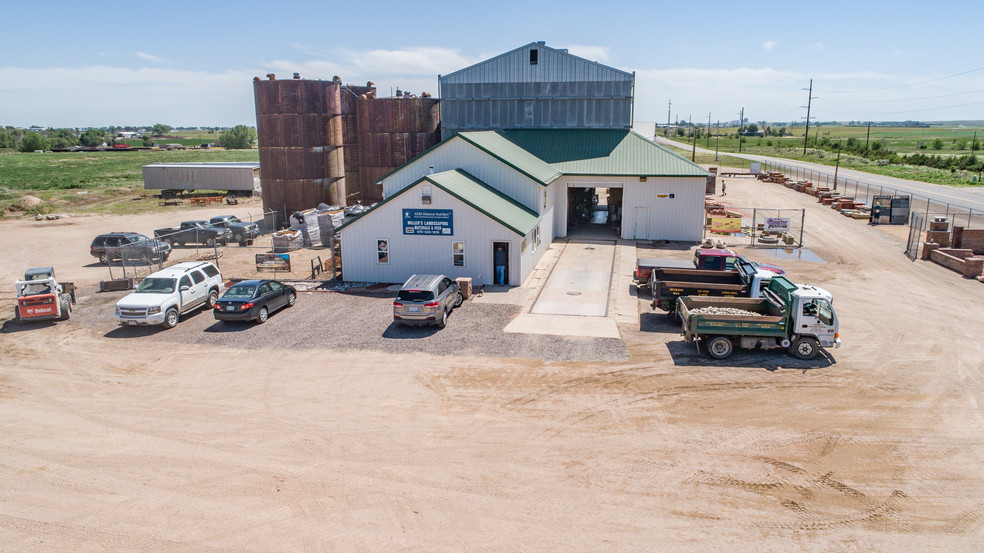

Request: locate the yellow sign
(710, 218), (741, 233)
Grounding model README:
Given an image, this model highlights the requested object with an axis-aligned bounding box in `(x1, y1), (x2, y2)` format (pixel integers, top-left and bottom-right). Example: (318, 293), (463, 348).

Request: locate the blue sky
(3, 0), (983, 128)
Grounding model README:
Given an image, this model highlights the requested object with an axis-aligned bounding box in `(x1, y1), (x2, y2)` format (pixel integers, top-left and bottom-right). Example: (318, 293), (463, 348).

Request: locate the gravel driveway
(81, 290), (629, 362)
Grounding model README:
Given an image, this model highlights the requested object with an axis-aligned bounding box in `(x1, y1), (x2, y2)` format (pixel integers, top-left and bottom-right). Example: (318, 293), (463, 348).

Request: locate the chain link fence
(703, 206), (806, 249)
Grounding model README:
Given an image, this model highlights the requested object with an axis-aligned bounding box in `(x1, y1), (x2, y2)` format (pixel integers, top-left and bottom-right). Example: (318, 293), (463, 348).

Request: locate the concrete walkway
(499, 238), (633, 340)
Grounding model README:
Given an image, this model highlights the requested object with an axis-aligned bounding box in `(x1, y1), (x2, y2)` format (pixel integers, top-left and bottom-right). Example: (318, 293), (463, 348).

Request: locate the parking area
(2, 171), (984, 552)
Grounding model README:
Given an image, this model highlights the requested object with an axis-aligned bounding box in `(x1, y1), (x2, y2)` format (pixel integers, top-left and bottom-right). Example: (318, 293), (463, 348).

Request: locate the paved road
(649, 134), (984, 213)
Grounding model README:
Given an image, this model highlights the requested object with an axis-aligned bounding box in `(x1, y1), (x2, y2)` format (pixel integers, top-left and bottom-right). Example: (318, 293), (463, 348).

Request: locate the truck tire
(206, 289), (219, 309)
(205, 237), (216, 248)
(790, 337), (819, 360)
(13, 307), (21, 324)
(706, 336), (734, 359)
(98, 251), (110, 264)
(163, 308), (179, 329)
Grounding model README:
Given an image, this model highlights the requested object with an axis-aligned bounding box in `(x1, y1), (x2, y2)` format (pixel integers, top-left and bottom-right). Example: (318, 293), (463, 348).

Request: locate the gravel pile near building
(79, 290), (628, 362)
(688, 306), (764, 317)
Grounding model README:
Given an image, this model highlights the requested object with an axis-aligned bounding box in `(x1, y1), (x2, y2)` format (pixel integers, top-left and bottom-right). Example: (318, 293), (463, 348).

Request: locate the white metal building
(336, 129), (707, 285)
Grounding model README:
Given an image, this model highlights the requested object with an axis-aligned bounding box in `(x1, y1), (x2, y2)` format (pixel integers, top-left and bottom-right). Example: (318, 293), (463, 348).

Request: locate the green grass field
(0, 148), (258, 216)
(669, 123), (984, 186)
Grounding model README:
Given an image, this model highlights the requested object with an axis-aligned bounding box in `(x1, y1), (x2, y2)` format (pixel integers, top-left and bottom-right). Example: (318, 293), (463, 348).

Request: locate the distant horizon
(8, 119), (984, 133)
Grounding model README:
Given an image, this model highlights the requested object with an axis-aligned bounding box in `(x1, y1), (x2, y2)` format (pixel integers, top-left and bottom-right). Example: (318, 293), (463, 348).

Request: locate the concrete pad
(531, 241), (615, 317)
(504, 313), (621, 339)
(471, 285), (534, 306)
(612, 240), (642, 326)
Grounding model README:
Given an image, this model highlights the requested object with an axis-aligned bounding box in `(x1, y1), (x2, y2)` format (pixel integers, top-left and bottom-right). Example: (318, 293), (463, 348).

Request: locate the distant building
(439, 41), (635, 140)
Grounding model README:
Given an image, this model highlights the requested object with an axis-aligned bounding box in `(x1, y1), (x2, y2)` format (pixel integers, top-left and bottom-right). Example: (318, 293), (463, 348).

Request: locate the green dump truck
(677, 276), (840, 360)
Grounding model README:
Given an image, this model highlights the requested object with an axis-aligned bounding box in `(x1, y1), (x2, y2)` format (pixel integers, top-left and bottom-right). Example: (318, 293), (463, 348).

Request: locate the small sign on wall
(403, 209), (453, 235)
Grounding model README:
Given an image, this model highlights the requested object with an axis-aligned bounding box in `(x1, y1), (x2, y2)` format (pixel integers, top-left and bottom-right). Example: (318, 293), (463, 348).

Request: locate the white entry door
(634, 207), (649, 239)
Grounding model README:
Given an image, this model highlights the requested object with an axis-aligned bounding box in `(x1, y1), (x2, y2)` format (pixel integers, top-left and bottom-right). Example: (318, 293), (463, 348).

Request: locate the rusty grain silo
(356, 97), (441, 201)
(254, 78), (348, 215)
(254, 76), (441, 213)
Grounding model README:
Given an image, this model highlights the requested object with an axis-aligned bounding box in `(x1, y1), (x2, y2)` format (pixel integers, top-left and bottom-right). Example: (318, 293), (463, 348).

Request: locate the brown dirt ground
(1, 176), (983, 552)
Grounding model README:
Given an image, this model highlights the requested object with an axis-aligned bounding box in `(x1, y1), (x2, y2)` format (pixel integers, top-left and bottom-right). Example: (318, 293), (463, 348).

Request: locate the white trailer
(142, 162), (260, 198)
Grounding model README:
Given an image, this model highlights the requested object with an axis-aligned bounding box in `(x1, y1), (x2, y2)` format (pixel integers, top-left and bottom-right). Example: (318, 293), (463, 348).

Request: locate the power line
(821, 99), (984, 116)
(827, 65), (984, 95)
(832, 88), (984, 103)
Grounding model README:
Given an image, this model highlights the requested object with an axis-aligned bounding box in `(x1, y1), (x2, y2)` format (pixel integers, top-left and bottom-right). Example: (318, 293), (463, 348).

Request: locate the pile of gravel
(689, 306), (763, 317)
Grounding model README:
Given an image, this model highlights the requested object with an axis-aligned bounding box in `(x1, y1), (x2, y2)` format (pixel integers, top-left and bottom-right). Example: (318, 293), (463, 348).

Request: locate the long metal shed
(142, 162), (261, 193)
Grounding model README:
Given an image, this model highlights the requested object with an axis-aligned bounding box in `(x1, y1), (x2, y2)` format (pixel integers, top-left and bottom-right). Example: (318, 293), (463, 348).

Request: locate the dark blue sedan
(213, 279), (296, 324)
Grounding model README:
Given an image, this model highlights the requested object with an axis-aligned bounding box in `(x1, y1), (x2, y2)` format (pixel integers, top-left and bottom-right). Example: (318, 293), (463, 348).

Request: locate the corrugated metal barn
(439, 41), (634, 140)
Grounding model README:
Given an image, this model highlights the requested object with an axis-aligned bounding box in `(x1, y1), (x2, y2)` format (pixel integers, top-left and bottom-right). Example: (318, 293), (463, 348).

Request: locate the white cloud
(135, 52), (171, 65)
(291, 42), (324, 57)
(561, 44), (612, 63)
(762, 41), (778, 52)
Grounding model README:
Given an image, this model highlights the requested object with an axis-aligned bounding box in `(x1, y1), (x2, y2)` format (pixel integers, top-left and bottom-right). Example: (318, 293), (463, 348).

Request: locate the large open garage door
(566, 184), (622, 240)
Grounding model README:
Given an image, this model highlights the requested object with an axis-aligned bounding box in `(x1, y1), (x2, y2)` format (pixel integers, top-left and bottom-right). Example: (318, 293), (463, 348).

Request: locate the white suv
(116, 261), (224, 328)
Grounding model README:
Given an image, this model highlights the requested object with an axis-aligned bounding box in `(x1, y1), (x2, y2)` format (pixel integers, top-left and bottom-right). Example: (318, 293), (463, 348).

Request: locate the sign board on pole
(750, 162), (761, 174)
(764, 217), (790, 232)
(710, 218), (741, 233)
(403, 209), (454, 235)
(255, 253), (290, 272)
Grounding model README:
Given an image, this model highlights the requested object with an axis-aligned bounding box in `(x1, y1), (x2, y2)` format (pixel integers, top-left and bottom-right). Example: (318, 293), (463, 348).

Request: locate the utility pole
(715, 120), (720, 161)
(865, 120), (871, 150)
(802, 79), (815, 155)
(666, 100), (671, 137)
(691, 122), (698, 161)
(833, 139), (842, 191)
(738, 107), (744, 153)
(706, 112), (712, 149)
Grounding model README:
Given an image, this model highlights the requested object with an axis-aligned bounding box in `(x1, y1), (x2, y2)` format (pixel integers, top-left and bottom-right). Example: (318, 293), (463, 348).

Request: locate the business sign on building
(403, 209), (453, 235)
(764, 217), (790, 232)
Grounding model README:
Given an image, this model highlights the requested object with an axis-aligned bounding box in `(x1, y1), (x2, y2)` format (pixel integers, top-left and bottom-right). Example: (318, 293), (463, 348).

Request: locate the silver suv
(115, 261), (224, 328)
(393, 274), (462, 328)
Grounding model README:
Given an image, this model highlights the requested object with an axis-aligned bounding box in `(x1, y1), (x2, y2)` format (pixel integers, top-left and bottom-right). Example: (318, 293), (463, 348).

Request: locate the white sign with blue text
(403, 209), (454, 235)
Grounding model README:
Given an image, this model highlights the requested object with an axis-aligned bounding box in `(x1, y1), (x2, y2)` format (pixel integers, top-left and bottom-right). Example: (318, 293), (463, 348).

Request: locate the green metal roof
(336, 169), (539, 237)
(499, 128), (709, 177)
(456, 131), (562, 185)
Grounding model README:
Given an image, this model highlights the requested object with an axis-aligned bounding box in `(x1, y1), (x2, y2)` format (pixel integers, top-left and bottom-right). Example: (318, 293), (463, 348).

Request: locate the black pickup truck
(154, 220), (230, 247)
(208, 215), (260, 242)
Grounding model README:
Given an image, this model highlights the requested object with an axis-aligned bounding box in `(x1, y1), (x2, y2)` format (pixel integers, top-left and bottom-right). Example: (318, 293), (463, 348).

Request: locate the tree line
(0, 124), (256, 152)
(808, 135), (984, 174)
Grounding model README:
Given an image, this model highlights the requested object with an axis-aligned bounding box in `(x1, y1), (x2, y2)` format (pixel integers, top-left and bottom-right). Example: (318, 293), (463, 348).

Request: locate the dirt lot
(1, 176), (983, 552)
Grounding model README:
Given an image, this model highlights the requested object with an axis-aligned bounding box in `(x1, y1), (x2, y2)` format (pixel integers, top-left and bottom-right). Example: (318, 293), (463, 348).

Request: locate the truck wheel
(706, 336), (734, 359)
(163, 308), (179, 329)
(205, 238), (216, 248)
(790, 337), (819, 360)
(13, 307), (21, 324)
(99, 251), (110, 264)
(206, 289), (219, 309)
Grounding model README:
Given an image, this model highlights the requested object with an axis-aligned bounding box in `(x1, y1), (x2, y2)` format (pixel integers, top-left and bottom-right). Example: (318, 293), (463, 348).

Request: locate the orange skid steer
(14, 267), (76, 323)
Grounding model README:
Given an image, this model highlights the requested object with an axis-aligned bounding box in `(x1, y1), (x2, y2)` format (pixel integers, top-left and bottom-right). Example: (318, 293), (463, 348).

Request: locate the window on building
(422, 185), (432, 205)
(531, 226), (540, 253)
(529, 49), (538, 65)
(453, 241), (465, 267)
(377, 239), (389, 264)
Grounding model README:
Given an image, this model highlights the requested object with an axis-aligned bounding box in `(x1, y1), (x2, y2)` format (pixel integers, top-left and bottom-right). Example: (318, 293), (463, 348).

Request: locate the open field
(0, 149), (258, 216)
(0, 171), (982, 551)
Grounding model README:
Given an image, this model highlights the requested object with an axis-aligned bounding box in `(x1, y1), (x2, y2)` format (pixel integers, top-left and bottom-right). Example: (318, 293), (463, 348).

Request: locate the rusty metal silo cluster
(254, 76), (441, 216)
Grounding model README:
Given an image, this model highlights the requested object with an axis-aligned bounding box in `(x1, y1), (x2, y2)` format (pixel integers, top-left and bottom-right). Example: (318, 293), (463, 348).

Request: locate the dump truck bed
(678, 295), (788, 338)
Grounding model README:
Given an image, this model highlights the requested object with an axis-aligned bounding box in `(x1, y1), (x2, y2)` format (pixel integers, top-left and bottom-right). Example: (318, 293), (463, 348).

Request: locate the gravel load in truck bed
(688, 306), (764, 317)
